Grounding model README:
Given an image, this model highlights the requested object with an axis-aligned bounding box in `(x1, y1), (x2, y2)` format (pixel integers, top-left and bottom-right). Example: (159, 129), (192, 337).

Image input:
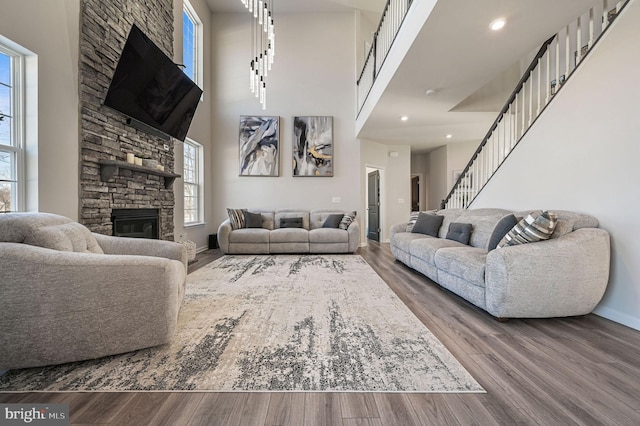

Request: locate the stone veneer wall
(79, 0), (176, 240)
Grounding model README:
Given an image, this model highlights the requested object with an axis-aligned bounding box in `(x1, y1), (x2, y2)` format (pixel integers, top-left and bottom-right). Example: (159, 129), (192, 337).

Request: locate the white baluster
(603, 0), (609, 31)
(528, 72), (533, 127)
(589, 7), (595, 48)
(545, 48), (551, 104)
(565, 24), (570, 77)
(537, 58), (541, 116)
(576, 16), (582, 65)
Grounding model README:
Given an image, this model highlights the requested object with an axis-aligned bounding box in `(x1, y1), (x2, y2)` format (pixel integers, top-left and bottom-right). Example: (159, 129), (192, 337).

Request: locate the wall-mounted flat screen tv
(104, 24), (202, 142)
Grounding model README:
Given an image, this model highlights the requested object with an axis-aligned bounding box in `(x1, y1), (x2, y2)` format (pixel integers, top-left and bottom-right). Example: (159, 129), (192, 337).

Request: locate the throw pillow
(497, 210), (558, 248)
(339, 211), (357, 230)
(322, 214), (344, 229)
(487, 214), (519, 250)
(406, 211), (420, 232)
(446, 222), (473, 245)
(280, 217), (304, 228)
(227, 208), (247, 230)
(243, 211), (263, 228)
(411, 212), (444, 237)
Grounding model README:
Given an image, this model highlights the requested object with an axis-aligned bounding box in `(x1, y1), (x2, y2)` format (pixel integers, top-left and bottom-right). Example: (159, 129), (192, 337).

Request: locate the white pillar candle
(126, 153), (135, 164)
(134, 157), (142, 166)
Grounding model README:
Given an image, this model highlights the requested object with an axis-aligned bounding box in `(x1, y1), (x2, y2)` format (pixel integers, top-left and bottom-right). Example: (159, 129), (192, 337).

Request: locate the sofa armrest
(217, 219), (232, 254)
(390, 222), (409, 240)
(93, 233), (187, 270)
(0, 243), (186, 368)
(485, 228), (610, 318)
(347, 220), (361, 252)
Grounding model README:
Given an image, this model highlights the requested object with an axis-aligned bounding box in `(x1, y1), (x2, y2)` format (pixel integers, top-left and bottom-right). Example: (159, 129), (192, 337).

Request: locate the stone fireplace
(78, 0), (176, 241)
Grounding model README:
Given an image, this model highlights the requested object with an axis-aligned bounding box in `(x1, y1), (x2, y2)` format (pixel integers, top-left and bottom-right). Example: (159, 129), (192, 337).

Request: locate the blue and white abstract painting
(293, 116), (333, 177)
(239, 116), (279, 176)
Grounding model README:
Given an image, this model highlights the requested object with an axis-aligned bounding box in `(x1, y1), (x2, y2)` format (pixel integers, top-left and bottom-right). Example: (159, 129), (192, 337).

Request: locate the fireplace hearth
(111, 208), (159, 239)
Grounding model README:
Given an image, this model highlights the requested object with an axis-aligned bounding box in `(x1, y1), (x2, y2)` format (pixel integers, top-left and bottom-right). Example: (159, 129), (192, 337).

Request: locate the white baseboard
(593, 306), (640, 332)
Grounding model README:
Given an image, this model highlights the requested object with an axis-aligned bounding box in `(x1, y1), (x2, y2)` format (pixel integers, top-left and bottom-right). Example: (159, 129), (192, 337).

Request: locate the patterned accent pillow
(406, 211), (420, 232)
(497, 210), (558, 248)
(339, 211), (357, 230)
(446, 222), (473, 245)
(227, 208), (247, 230)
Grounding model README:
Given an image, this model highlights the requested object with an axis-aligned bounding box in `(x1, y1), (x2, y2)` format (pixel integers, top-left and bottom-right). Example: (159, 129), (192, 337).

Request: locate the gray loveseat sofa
(218, 209), (360, 254)
(390, 208), (610, 319)
(0, 212), (187, 369)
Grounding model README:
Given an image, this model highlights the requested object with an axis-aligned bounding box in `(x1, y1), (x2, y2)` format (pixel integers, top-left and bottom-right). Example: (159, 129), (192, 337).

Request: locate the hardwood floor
(3, 242), (640, 425)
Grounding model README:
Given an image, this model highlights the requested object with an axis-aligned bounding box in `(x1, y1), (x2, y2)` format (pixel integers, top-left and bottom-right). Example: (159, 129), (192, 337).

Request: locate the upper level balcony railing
(443, 0), (629, 209)
(356, 0), (413, 117)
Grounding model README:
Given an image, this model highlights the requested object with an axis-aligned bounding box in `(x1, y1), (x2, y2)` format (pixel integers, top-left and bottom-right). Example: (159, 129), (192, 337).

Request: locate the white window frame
(183, 0), (203, 91)
(0, 40), (25, 213)
(183, 137), (204, 226)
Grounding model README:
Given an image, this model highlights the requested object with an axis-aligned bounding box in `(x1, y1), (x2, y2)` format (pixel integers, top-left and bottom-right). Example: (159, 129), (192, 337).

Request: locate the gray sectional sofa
(217, 209), (360, 254)
(390, 208), (610, 319)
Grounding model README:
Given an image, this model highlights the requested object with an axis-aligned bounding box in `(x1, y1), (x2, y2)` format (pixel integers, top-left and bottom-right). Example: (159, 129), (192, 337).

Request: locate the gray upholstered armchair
(0, 212), (187, 369)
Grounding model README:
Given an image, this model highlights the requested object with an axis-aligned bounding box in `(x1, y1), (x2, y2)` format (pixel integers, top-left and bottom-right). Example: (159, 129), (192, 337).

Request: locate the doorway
(367, 169), (381, 242)
(411, 175), (420, 211)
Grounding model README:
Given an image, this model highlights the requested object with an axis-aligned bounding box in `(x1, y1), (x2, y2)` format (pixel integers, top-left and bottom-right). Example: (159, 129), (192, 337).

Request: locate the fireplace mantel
(97, 159), (181, 189)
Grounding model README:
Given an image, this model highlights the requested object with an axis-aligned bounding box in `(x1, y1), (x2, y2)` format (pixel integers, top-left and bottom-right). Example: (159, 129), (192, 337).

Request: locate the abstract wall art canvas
(293, 116), (333, 177)
(239, 115), (279, 176)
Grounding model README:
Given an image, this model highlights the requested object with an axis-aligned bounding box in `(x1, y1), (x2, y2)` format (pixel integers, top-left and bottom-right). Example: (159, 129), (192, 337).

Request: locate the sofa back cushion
(445, 208), (514, 249)
(275, 209), (310, 230)
(0, 212), (103, 254)
(310, 209), (345, 230)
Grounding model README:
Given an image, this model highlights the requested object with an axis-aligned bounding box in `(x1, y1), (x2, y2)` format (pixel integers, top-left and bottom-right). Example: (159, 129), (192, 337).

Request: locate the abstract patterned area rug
(0, 255), (484, 393)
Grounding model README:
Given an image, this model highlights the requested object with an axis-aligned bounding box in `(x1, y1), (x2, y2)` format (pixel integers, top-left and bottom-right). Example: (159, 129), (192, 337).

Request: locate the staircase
(442, 0), (629, 209)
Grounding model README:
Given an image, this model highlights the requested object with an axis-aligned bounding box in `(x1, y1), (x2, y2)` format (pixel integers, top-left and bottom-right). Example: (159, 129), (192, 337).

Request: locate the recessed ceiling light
(446, 134), (453, 139)
(401, 116), (409, 121)
(490, 18), (506, 31)
(425, 89), (437, 96)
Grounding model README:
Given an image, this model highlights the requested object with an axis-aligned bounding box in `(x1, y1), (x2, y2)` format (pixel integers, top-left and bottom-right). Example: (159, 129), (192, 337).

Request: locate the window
(183, 1), (202, 87)
(183, 138), (203, 225)
(0, 43), (24, 213)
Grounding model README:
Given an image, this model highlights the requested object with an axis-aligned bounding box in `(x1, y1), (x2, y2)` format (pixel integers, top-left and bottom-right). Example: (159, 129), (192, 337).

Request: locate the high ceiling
(206, 0), (598, 153)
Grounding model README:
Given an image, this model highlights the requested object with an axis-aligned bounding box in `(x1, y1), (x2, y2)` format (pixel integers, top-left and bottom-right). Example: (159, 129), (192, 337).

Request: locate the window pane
(0, 150), (13, 180)
(0, 150), (13, 212)
(0, 53), (11, 147)
(0, 113), (10, 146)
(183, 11), (195, 81)
(0, 181), (11, 212)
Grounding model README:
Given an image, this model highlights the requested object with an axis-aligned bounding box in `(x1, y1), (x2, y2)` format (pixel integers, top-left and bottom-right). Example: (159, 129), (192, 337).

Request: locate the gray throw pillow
(487, 214), (518, 250)
(323, 214), (344, 229)
(243, 211), (263, 228)
(446, 222), (473, 245)
(280, 217), (303, 228)
(411, 213), (443, 237)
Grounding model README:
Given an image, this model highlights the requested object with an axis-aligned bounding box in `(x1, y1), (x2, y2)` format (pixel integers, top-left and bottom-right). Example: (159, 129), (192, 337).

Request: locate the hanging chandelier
(240, 0), (275, 110)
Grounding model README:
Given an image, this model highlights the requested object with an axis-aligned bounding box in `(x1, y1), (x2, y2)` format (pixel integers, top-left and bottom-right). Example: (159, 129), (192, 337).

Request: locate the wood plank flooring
(2, 241), (640, 425)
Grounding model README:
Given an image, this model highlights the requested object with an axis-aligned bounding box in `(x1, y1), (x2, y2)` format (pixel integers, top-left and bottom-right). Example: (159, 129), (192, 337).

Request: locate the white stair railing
(356, 0), (413, 116)
(443, 0), (628, 209)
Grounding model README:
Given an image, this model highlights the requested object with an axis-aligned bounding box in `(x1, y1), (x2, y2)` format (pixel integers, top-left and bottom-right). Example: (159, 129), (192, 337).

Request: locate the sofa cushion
(229, 228), (270, 243)
(487, 214), (519, 251)
(227, 208), (247, 230)
(309, 228), (348, 244)
(412, 213), (443, 237)
(244, 211), (263, 228)
(322, 214), (344, 229)
(271, 228), (309, 243)
(391, 232), (431, 253)
(434, 246), (488, 287)
(497, 210), (558, 248)
(410, 237), (466, 266)
(25, 222), (104, 254)
(446, 222), (473, 245)
(339, 211), (357, 230)
(275, 210), (310, 229)
(280, 217), (304, 228)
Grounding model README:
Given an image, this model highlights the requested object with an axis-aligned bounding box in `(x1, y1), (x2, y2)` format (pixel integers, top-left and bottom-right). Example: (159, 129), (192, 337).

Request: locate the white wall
(0, 0), (80, 219)
(427, 145), (446, 209)
(472, 0), (640, 331)
(173, 0), (215, 251)
(446, 141), (477, 188)
(209, 12), (361, 230)
(361, 140), (411, 242)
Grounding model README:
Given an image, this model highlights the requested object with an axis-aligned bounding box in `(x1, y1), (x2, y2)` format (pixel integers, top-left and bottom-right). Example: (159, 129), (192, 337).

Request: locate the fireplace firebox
(111, 208), (159, 239)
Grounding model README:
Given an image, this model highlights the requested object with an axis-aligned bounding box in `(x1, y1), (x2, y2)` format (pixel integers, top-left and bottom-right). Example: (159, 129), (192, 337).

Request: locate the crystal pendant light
(241, 0), (274, 109)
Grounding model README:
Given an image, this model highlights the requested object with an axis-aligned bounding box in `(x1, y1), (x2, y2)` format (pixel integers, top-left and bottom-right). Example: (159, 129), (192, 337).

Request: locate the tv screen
(104, 24), (202, 141)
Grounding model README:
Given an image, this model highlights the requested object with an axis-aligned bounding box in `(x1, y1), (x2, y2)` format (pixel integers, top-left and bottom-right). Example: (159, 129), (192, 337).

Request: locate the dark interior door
(367, 170), (380, 241)
(411, 176), (419, 211)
